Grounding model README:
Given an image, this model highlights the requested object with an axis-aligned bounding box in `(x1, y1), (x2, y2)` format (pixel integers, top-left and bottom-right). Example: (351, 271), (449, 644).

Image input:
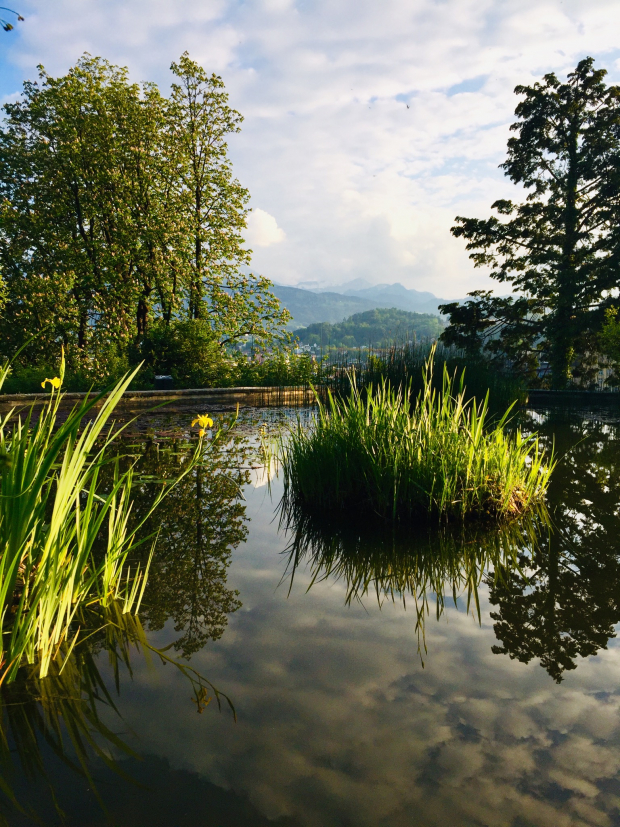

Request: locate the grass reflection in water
(0, 604), (234, 826)
(0, 431), (252, 824)
(281, 500), (549, 658)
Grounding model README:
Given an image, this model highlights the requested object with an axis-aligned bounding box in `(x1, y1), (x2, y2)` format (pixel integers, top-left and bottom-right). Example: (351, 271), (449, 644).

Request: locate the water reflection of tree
(128, 439), (248, 657)
(488, 412), (620, 682)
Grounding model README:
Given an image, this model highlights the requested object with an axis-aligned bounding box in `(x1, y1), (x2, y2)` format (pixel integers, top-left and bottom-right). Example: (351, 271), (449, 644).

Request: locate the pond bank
(0, 385), (317, 415)
(3, 384), (620, 417)
(526, 388), (620, 408)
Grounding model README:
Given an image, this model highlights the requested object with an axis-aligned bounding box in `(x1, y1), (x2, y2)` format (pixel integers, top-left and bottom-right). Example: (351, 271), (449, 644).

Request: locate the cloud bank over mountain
(1, 0), (619, 296)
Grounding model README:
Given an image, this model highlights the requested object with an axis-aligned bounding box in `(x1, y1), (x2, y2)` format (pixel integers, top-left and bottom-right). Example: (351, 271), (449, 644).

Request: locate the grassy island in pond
(281, 352), (553, 522)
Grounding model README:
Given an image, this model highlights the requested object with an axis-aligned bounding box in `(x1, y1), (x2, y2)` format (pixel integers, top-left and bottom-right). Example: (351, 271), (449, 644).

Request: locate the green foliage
(0, 53), (289, 377)
(442, 58), (620, 389)
(279, 349), (552, 523)
(294, 307), (443, 348)
(598, 306), (620, 384)
(325, 340), (526, 414)
(235, 350), (319, 387)
(0, 352), (213, 683)
(137, 319), (234, 388)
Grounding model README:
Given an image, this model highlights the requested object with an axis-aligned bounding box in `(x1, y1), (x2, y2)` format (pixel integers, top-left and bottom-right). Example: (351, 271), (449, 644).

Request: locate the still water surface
(3, 406), (620, 827)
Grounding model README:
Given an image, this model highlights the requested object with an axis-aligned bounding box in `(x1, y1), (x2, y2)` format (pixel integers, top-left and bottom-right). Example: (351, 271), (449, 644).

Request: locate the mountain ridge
(271, 281), (462, 326)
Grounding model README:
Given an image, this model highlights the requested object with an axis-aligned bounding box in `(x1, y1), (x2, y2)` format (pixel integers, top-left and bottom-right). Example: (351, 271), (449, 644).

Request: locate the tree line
(0, 54), (289, 380)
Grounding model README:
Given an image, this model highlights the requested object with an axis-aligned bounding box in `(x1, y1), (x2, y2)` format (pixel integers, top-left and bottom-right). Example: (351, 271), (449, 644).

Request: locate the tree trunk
(550, 117), (580, 389)
(191, 187), (202, 320)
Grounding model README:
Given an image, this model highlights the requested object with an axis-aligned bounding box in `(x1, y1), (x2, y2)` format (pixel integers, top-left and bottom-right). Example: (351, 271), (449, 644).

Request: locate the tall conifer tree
(441, 58), (620, 388)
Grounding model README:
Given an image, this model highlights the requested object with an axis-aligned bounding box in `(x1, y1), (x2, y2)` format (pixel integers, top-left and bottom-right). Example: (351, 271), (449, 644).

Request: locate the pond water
(3, 406), (620, 827)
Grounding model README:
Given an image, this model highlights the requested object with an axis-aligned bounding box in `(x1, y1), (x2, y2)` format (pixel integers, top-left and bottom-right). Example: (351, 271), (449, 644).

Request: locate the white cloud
(245, 208), (286, 247)
(1, 0), (619, 296)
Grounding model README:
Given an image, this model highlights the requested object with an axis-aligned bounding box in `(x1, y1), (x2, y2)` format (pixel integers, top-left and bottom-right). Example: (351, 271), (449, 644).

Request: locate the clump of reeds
(323, 339), (526, 415)
(0, 353), (211, 684)
(281, 348), (553, 523)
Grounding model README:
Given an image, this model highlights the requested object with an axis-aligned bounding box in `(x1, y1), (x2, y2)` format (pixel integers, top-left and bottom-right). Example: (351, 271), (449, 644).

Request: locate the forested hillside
(293, 308), (444, 348)
(270, 284), (387, 328)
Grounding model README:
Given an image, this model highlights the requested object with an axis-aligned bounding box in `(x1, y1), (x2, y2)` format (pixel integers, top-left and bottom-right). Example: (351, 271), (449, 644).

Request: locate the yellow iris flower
(192, 414), (214, 430)
(41, 377), (61, 390)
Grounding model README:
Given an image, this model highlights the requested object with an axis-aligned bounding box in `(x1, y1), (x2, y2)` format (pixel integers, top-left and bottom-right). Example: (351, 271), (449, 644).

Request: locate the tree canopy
(440, 58), (620, 389)
(0, 53), (289, 375)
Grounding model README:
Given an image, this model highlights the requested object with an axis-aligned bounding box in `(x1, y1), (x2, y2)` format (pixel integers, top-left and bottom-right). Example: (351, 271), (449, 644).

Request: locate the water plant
(280, 347), (553, 522)
(0, 353), (213, 684)
(322, 339), (526, 414)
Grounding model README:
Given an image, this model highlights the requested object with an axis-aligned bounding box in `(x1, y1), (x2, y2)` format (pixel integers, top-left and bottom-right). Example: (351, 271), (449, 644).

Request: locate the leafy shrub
(136, 320), (236, 388)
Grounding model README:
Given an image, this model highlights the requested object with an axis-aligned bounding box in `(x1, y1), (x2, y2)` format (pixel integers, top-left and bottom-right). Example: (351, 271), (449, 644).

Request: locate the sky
(1, 1), (620, 298)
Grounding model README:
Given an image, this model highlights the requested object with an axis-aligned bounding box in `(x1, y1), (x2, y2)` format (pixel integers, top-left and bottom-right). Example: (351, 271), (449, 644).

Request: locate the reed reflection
(0, 604), (233, 826)
(281, 501), (547, 655)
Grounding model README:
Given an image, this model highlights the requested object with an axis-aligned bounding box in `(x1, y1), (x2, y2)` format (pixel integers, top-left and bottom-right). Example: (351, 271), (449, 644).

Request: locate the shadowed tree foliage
(441, 58), (620, 389)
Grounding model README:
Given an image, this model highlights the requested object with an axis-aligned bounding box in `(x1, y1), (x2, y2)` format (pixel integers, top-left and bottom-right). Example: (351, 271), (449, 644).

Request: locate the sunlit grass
(0, 352), (210, 684)
(280, 347), (553, 523)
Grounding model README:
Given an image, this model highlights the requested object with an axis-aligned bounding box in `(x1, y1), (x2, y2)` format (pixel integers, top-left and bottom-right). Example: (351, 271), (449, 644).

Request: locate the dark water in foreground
(4, 406), (620, 827)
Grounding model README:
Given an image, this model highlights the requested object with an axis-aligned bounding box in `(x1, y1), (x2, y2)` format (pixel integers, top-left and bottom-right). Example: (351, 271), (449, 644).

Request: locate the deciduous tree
(0, 54), (289, 375)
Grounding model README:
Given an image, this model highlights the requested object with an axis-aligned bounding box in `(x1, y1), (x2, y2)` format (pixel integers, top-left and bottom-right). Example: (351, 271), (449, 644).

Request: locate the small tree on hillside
(441, 58), (620, 389)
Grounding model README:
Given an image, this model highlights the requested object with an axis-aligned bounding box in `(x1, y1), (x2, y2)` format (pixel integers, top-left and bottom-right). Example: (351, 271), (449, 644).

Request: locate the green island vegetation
(293, 307), (444, 349)
(279, 349), (553, 524)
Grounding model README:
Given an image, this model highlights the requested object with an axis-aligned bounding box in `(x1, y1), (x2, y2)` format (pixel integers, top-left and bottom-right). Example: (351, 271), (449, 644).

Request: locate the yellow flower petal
(192, 414), (214, 430)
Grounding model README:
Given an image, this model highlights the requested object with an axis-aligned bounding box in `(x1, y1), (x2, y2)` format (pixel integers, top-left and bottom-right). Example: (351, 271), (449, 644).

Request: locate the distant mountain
(270, 284), (393, 328)
(295, 281), (461, 316)
(338, 282), (454, 315)
(294, 308), (444, 348)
